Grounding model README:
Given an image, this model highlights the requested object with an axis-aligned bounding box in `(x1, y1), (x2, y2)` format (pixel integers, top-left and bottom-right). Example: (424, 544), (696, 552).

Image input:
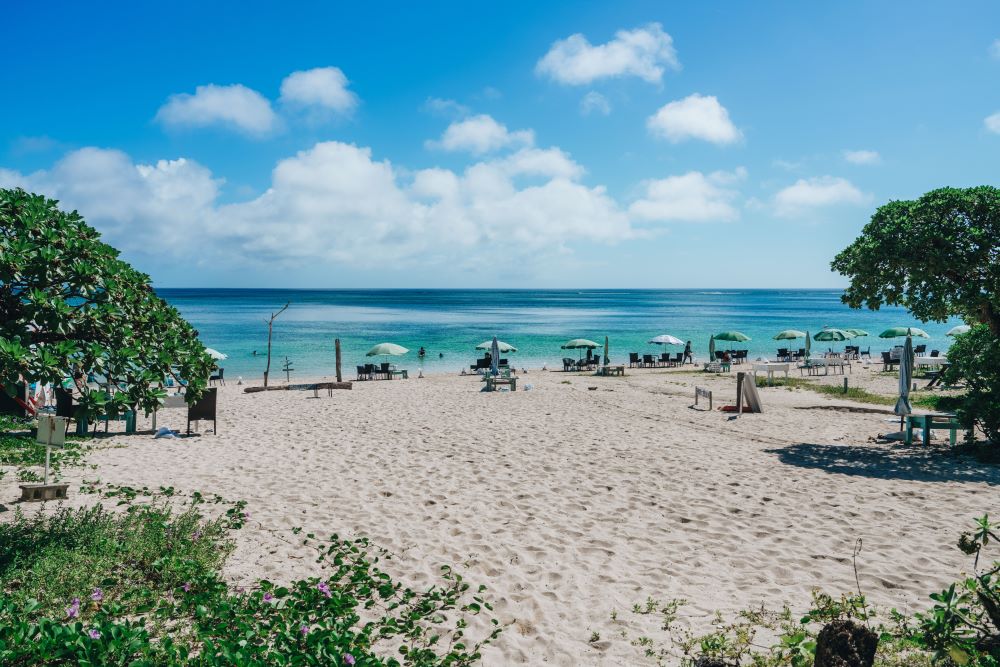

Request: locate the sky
(2, 1), (999, 289)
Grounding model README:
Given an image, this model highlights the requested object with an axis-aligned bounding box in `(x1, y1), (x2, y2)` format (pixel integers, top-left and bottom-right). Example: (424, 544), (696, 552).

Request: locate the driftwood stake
(335, 338), (342, 383)
(262, 302), (290, 388)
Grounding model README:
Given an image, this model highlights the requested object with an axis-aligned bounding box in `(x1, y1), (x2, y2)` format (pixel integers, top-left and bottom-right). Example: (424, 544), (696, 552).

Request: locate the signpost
(20, 414), (70, 501)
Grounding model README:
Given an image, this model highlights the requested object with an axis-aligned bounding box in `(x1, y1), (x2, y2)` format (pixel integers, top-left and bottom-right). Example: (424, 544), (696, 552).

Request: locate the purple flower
(192, 531), (202, 541)
(91, 588), (103, 602)
(300, 624), (310, 636)
(263, 591), (274, 602)
(88, 628), (101, 639)
(243, 512), (251, 520)
(182, 582), (191, 592)
(343, 654), (356, 666)
(317, 581), (332, 598)
(66, 598), (80, 619)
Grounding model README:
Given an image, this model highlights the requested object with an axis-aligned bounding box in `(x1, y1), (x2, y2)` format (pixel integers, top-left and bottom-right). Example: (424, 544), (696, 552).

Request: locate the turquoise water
(157, 289), (963, 380)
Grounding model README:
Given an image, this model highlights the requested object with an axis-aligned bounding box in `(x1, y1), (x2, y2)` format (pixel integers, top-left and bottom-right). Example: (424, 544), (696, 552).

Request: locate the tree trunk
(335, 338), (342, 383)
(263, 320), (273, 388)
(814, 619), (877, 667)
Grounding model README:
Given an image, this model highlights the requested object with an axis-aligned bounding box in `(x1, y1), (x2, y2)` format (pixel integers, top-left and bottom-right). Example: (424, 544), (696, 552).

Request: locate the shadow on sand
(765, 442), (1000, 485)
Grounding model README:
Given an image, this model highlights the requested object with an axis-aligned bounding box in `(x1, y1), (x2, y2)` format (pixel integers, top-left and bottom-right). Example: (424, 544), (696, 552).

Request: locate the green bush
(0, 486), (501, 665)
(943, 325), (1000, 445)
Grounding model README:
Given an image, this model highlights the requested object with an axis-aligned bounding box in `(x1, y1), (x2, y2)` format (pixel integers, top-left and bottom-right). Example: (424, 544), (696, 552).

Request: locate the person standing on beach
(683, 341), (693, 364)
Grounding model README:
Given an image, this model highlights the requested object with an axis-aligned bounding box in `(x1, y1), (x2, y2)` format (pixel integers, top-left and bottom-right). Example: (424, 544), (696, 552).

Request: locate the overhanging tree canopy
(831, 186), (1000, 333)
(0, 188), (213, 418)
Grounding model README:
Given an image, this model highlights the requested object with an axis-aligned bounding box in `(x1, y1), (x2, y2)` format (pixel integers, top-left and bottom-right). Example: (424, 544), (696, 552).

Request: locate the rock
(693, 658), (729, 667)
(814, 619), (878, 667)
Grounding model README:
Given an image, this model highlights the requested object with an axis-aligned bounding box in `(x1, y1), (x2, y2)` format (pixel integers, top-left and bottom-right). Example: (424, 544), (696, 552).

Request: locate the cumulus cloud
(647, 94), (741, 145)
(536, 23), (679, 85)
(580, 91), (611, 116)
(155, 84), (279, 136)
(423, 97), (470, 118)
(279, 66), (358, 114)
(0, 141), (631, 270)
(427, 114), (534, 154)
(842, 149), (880, 165)
(985, 112), (1000, 134)
(773, 176), (868, 217)
(629, 168), (745, 223)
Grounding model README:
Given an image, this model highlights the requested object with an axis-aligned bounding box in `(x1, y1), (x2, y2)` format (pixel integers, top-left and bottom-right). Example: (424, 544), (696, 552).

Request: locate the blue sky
(2, 1), (999, 288)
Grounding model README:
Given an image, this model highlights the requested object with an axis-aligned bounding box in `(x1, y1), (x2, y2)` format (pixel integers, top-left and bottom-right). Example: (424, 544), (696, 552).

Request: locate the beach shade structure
(648, 334), (684, 346)
(561, 338), (600, 360)
(773, 329), (807, 341)
(844, 328), (869, 338)
(813, 328), (854, 342)
(490, 337), (500, 376)
(475, 340), (517, 353)
(894, 335), (914, 429)
(879, 326), (930, 339)
(365, 342), (409, 362)
(712, 331), (751, 343)
(947, 325), (971, 336)
(204, 348), (228, 361)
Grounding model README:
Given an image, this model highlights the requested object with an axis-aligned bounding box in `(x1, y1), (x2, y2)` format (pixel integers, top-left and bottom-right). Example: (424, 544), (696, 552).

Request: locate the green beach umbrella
(844, 328), (869, 338)
(773, 330), (807, 340)
(879, 326), (930, 339)
(561, 338), (600, 349)
(712, 331), (751, 342)
(475, 340), (517, 352)
(813, 328), (853, 342)
(708, 336), (716, 362)
(366, 342), (409, 357)
(946, 325), (971, 336)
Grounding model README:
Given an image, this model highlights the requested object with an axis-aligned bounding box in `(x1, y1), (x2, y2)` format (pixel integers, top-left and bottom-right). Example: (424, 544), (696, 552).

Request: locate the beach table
(751, 362), (790, 385)
(485, 376), (517, 392)
(914, 356), (948, 368)
(799, 358), (850, 376)
(389, 369), (409, 379)
(905, 413), (966, 446)
(596, 365), (625, 376)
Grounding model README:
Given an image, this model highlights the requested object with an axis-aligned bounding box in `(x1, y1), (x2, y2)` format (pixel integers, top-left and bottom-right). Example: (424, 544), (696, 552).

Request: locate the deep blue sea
(156, 289), (963, 380)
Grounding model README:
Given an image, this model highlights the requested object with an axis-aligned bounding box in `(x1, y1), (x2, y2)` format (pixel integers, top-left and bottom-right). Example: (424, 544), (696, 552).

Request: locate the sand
(5, 363), (997, 665)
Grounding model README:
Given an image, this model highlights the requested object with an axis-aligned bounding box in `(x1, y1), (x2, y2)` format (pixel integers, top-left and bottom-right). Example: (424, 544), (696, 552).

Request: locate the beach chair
(859, 346), (871, 360)
(881, 351), (898, 372)
(642, 354), (655, 368)
(209, 368), (225, 386)
(628, 352), (640, 367)
(187, 388), (218, 434)
(356, 365), (370, 381)
(672, 352), (683, 365)
(913, 344), (927, 357)
(776, 348), (789, 361)
(563, 357), (575, 372)
(659, 352), (671, 366)
(930, 349), (940, 357)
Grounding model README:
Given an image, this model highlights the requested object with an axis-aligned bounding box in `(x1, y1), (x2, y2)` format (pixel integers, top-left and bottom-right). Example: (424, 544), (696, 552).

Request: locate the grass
(0, 414), (90, 482)
(753, 376), (960, 410)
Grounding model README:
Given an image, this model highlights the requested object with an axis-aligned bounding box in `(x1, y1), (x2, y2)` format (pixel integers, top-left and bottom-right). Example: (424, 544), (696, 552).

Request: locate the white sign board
(36, 415), (67, 449)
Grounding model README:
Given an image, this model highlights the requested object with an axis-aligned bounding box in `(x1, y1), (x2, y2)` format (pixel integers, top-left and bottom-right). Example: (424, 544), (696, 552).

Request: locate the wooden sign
(36, 415), (67, 449)
(694, 386), (713, 410)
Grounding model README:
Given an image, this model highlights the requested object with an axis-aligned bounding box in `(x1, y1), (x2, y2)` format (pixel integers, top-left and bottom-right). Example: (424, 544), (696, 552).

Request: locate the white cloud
(536, 23), (679, 85)
(842, 149), (880, 165)
(985, 112), (1000, 134)
(423, 97), (470, 118)
(990, 39), (1000, 59)
(629, 168), (745, 223)
(427, 114), (534, 154)
(647, 94), (741, 145)
(155, 84), (278, 136)
(774, 176), (868, 217)
(279, 67), (358, 114)
(580, 91), (611, 116)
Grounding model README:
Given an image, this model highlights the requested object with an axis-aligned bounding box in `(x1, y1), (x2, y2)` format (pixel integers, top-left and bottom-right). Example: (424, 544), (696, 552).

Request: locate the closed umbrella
(708, 336), (716, 362)
(946, 325), (971, 336)
(805, 330), (811, 361)
(603, 336), (610, 365)
(648, 334), (684, 346)
(879, 327), (930, 339)
(895, 335), (913, 429)
(490, 336), (500, 376)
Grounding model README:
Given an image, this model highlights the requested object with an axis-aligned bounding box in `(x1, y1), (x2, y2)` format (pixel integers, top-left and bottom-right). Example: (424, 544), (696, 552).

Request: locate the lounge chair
(187, 388), (218, 434)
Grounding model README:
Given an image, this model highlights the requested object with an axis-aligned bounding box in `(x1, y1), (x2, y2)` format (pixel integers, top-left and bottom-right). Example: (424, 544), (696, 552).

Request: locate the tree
(831, 186), (1000, 333)
(262, 302), (289, 388)
(0, 188), (213, 422)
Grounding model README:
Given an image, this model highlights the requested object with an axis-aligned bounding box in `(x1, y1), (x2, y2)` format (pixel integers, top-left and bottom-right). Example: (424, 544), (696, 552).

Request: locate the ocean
(156, 289), (963, 381)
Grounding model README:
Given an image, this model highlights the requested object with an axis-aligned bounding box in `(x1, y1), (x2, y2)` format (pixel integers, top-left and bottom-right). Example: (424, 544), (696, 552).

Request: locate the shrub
(943, 325), (1000, 445)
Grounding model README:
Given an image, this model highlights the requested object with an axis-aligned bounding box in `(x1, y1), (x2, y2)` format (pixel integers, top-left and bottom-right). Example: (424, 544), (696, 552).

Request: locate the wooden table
(597, 365), (625, 376)
(905, 413), (965, 446)
(751, 362), (790, 385)
(389, 370), (408, 379)
(485, 376), (517, 391)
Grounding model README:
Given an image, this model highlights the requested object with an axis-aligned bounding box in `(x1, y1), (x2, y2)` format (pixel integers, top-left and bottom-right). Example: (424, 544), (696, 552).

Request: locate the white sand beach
(6, 366), (997, 665)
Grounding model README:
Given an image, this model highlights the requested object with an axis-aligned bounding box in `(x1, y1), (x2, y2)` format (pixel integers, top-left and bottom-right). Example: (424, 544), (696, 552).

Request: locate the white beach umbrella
(648, 334), (684, 346)
(946, 325), (971, 336)
(204, 348), (228, 360)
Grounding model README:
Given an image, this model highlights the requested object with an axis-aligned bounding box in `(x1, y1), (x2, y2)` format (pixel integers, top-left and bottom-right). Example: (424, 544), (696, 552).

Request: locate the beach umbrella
(712, 331), (751, 342)
(204, 348), (227, 360)
(805, 330), (811, 360)
(844, 328), (869, 338)
(708, 336), (716, 362)
(366, 342), (409, 362)
(773, 330), (807, 340)
(648, 334), (684, 346)
(475, 340), (517, 352)
(879, 326), (930, 339)
(490, 336), (500, 376)
(894, 335), (913, 428)
(813, 328), (853, 342)
(603, 335), (610, 365)
(947, 325), (971, 336)
(561, 338), (599, 360)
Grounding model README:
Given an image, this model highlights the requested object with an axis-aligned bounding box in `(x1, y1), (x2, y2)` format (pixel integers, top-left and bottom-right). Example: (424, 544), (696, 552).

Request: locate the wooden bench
(905, 413), (967, 446)
(485, 376), (517, 392)
(596, 365), (625, 376)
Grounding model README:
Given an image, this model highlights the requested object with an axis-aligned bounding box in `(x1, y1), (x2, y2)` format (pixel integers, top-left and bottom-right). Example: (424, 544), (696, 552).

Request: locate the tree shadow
(764, 442), (1000, 485)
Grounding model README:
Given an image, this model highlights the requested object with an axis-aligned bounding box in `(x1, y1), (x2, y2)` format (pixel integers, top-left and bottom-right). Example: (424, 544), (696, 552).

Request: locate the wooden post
(843, 377), (849, 393)
(335, 338), (342, 383)
(262, 302), (290, 388)
(736, 372), (744, 415)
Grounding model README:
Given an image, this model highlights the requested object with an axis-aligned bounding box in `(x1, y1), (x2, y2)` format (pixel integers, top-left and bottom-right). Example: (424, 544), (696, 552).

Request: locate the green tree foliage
(942, 325), (1000, 445)
(831, 186), (1000, 333)
(0, 188), (213, 420)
